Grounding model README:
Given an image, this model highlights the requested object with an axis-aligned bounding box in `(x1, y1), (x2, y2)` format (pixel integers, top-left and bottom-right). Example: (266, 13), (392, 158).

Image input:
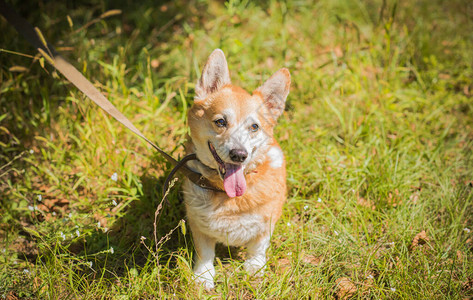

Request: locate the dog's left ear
(195, 49), (231, 100)
(255, 68), (291, 122)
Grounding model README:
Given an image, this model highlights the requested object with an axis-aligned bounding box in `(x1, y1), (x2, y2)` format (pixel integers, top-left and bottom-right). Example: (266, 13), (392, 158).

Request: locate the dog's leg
(192, 228), (216, 290)
(244, 234), (270, 276)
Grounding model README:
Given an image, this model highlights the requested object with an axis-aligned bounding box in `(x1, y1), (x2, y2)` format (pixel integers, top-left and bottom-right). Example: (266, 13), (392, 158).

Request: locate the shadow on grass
(1, 0), (254, 292)
(63, 166), (243, 288)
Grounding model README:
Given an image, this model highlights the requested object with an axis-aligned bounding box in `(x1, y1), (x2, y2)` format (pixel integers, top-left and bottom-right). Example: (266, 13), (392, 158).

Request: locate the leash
(0, 0), (224, 194)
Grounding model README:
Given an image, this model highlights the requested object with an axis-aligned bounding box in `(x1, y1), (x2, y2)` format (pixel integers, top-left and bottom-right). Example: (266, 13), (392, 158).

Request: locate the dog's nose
(229, 149), (248, 163)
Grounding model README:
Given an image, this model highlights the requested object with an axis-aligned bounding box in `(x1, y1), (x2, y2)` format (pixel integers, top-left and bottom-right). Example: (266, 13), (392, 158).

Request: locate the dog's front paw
(194, 272), (215, 290)
(194, 273), (215, 290)
(244, 256), (266, 277)
(193, 266), (215, 290)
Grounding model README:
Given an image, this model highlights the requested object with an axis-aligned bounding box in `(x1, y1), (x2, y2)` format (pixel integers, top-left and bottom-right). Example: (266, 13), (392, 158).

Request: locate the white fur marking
(267, 147), (283, 168)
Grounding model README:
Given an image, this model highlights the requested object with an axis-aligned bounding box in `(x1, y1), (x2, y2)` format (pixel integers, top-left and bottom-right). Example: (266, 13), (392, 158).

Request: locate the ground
(1, 0), (473, 298)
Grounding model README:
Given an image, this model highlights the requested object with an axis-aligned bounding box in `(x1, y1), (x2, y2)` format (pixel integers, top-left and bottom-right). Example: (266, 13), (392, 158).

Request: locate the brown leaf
(411, 230), (429, 249)
(302, 254), (321, 266)
(276, 258), (291, 274)
(6, 291), (19, 300)
(335, 277), (357, 299)
(357, 197), (375, 210)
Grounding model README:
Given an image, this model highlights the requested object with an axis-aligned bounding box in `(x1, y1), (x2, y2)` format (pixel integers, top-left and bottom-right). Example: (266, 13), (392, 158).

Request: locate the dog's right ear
(195, 49), (231, 100)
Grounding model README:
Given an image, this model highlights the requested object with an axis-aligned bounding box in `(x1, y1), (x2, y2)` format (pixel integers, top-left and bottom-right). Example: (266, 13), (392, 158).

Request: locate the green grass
(1, 0), (473, 298)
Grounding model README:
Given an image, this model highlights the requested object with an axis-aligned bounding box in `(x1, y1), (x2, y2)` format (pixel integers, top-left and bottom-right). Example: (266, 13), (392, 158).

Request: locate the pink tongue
(223, 164), (247, 198)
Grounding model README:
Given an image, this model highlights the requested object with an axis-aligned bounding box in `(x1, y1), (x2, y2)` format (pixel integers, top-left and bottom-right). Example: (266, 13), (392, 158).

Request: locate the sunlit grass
(1, 0), (473, 298)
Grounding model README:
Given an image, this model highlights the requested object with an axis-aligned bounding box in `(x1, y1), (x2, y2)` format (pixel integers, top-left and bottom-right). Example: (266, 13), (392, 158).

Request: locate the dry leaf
(276, 258), (291, 274)
(302, 254), (321, 265)
(411, 230), (429, 249)
(456, 250), (464, 263)
(335, 277), (357, 299)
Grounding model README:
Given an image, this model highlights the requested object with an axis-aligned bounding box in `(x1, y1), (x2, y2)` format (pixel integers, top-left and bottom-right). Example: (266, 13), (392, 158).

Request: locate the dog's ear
(255, 68), (291, 122)
(195, 49), (231, 100)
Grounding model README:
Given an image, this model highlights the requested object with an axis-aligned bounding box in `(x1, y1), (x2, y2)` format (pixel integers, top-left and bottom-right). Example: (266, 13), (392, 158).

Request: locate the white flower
(287, 222), (291, 227)
(111, 173), (118, 182)
(69, 213), (72, 218)
(104, 227), (109, 233)
(303, 205), (309, 210)
(112, 200), (117, 206)
(367, 274), (374, 279)
(28, 205), (35, 211)
(87, 261), (93, 268)
(334, 230), (339, 236)
(317, 198), (322, 203)
(97, 221), (101, 228)
(29, 149), (34, 154)
(464, 228), (471, 233)
(75, 230), (80, 237)
(37, 195), (42, 202)
(109, 247), (114, 254)
(1, 249), (6, 253)
(287, 252), (292, 256)
(59, 232), (66, 241)
(23, 269), (29, 274)
(52, 212), (56, 216)
(390, 287), (396, 292)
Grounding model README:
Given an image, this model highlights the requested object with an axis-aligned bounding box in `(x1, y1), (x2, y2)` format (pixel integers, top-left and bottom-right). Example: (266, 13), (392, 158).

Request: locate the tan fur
(183, 49), (290, 289)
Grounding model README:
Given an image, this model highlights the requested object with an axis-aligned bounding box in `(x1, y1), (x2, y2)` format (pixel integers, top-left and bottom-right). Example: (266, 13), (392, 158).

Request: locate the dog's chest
(183, 182), (267, 246)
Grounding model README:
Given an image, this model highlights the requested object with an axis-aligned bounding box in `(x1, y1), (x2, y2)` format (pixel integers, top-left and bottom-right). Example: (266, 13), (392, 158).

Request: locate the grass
(1, 0), (473, 298)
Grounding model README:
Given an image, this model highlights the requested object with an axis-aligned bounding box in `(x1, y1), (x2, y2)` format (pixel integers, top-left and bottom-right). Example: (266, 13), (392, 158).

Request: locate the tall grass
(1, 0), (472, 298)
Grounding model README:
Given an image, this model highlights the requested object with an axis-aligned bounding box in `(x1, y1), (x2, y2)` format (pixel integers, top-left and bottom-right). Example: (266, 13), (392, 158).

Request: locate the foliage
(1, 0), (472, 298)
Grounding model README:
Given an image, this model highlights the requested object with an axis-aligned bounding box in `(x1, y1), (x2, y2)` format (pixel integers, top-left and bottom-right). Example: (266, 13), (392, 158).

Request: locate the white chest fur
(183, 181), (266, 247)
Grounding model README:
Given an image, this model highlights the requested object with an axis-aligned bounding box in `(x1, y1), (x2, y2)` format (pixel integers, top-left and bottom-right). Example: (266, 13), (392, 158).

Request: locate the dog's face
(188, 49), (290, 198)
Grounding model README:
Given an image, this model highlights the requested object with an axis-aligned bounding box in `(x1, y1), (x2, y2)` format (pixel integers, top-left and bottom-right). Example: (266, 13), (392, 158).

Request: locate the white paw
(244, 256), (266, 277)
(194, 275), (215, 290)
(193, 269), (215, 290)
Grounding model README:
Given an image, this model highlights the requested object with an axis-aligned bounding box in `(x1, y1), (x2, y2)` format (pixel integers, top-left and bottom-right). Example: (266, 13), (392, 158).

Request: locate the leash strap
(0, 0), (223, 193)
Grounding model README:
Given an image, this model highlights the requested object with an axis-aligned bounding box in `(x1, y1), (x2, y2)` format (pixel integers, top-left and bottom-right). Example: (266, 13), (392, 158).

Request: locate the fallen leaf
(411, 230), (429, 250)
(335, 277), (357, 299)
(302, 254), (321, 266)
(276, 258), (291, 274)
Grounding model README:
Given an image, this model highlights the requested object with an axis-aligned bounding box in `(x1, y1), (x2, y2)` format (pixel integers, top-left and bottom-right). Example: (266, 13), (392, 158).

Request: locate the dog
(183, 49), (290, 289)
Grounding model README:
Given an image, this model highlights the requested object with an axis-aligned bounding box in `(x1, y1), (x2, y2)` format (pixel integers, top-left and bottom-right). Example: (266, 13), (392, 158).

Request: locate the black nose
(229, 149), (248, 163)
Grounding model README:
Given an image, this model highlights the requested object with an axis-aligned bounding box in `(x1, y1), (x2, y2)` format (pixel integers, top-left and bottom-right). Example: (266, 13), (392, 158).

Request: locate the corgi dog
(183, 49), (290, 289)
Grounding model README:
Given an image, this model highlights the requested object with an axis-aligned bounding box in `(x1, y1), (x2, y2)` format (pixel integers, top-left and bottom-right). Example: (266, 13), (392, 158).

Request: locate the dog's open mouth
(208, 142), (247, 198)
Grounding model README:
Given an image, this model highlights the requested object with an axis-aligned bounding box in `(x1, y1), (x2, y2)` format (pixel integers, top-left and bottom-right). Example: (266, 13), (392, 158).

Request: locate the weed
(1, 0), (473, 298)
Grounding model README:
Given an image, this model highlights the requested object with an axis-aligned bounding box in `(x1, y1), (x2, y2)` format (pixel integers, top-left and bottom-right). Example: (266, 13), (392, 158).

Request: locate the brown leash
(0, 0), (224, 194)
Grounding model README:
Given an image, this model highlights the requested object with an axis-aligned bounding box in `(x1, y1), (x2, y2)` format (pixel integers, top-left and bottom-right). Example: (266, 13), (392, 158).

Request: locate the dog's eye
(214, 118), (227, 127)
(250, 123), (259, 132)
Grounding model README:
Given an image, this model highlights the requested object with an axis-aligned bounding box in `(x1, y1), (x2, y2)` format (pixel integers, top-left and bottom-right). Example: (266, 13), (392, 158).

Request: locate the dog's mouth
(208, 142), (247, 198)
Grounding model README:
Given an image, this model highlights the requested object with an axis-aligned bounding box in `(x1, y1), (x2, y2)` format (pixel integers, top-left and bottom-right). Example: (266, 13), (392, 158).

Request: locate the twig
(152, 177), (178, 264)
(0, 151), (26, 178)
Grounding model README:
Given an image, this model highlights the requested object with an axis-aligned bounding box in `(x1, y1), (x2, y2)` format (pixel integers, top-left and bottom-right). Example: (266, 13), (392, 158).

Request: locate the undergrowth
(1, 0), (472, 298)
